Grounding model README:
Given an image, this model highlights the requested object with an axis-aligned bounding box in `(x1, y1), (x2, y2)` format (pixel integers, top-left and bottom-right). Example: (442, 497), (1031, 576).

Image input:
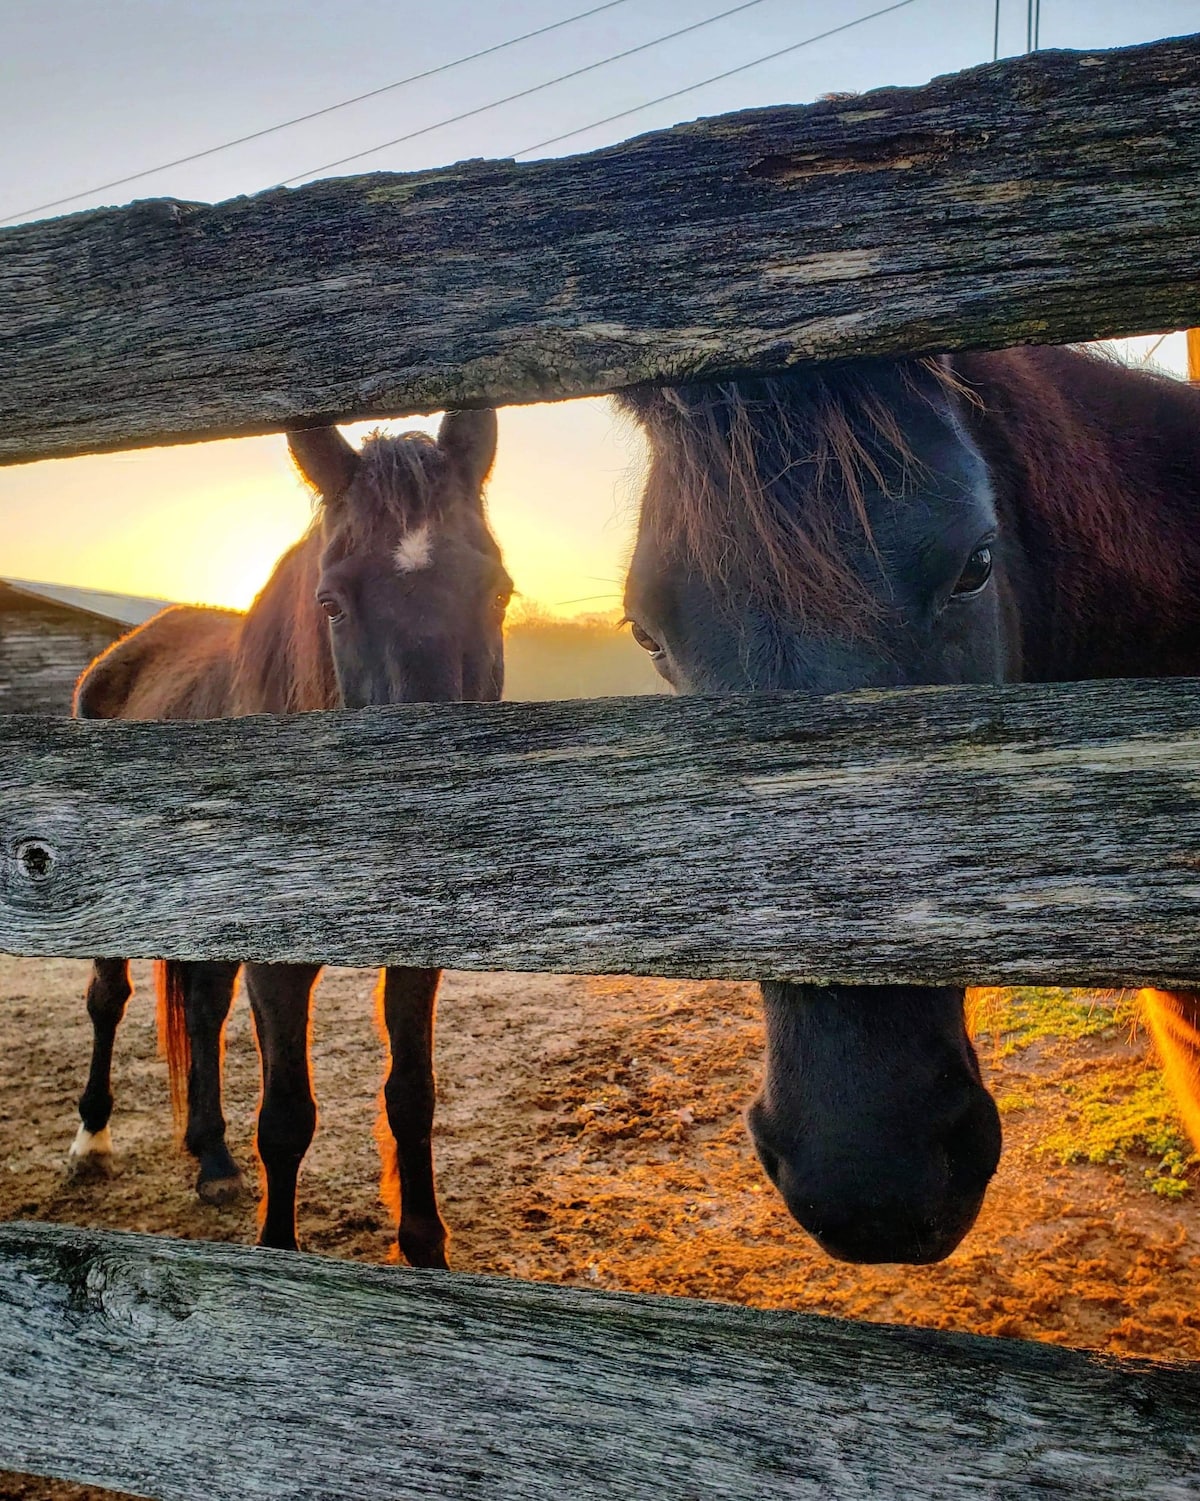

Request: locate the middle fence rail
(2, 678), (1200, 984)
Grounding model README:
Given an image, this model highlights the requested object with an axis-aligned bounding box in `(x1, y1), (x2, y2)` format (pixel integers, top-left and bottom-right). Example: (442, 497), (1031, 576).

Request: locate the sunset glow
(4, 340), (1186, 617)
(0, 399), (644, 618)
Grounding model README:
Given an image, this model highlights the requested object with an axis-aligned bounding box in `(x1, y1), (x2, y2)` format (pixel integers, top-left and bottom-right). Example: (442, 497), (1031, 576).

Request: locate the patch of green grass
(1149, 1151), (1193, 1200)
(971, 987), (1196, 1197)
(1035, 1066), (1195, 1198)
(995, 1089), (1034, 1115)
(970, 987), (1136, 1057)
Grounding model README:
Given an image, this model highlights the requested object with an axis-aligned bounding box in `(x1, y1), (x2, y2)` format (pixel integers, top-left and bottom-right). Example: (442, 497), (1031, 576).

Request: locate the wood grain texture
(0, 1222), (1197, 1501)
(0, 599), (120, 715)
(3, 36), (1200, 464)
(2, 680), (1200, 985)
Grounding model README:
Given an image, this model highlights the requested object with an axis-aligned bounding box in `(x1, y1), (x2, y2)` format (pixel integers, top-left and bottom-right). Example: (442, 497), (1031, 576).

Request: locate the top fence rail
(2, 34), (1199, 465)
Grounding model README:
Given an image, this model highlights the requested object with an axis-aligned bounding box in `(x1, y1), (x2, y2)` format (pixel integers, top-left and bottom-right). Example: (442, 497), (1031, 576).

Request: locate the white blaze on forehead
(394, 521), (434, 574)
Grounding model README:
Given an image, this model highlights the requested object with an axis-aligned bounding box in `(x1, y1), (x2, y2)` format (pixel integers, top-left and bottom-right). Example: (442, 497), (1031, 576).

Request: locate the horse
(617, 345), (1200, 1265)
(69, 410), (511, 1265)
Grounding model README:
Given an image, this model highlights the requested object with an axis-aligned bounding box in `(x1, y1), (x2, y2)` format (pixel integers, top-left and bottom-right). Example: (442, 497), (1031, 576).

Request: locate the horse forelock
(326, 429), (460, 547)
(619, 360), (959, 635)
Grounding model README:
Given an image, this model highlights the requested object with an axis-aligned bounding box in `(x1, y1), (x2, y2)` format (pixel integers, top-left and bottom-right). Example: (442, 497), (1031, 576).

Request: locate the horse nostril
(756, 1141), (781, 1187)
(942, 1085), (1003, 1195)
(746, 1086), (999, 1265)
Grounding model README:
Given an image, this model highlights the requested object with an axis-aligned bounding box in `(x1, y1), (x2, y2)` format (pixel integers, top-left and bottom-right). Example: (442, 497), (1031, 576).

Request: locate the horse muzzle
(747, 1084), (1002, 1265)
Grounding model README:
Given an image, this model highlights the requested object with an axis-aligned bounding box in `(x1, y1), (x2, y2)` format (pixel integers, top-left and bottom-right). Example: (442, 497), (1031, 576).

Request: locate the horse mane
(231, 528), (336, 713)
(326, 428), (456, 546)
(950, 345), (1200, 673)
(616, 359), (959, 632)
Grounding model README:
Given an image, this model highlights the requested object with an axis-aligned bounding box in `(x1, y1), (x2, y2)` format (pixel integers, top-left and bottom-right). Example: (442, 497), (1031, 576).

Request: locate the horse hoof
(67, 1124), (115, 1179)
(197, 1173), (245, 1207)
(399, 1235), (450, 1270)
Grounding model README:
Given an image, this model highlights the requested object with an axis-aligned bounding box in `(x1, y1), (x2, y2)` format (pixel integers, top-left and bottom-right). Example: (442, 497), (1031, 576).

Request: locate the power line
(511, 0), (920, 160)
(279, 0), (780, 186)
(2, 0), (641, 224)
(1025, 0), (1041, 53)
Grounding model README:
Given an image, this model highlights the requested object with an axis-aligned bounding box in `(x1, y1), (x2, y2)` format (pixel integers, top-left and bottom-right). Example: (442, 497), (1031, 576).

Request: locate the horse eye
(629, 621), (664, 656)
(952, 545), (993, 598)
(318, 593), (345, 622)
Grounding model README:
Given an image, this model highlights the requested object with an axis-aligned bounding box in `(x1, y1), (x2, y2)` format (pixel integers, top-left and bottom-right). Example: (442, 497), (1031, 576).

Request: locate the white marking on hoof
(67, 1123), (114, 1176)
(394, 522), (433, 573)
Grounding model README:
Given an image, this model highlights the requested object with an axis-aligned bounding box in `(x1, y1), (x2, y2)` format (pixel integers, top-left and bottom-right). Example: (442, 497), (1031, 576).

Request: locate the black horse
(618, 345), (1200, 1265)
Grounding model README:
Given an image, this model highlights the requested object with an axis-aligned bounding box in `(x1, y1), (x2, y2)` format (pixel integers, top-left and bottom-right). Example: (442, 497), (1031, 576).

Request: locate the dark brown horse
(69, 411), (511, 1264)
(619, 345), (1200, 1265)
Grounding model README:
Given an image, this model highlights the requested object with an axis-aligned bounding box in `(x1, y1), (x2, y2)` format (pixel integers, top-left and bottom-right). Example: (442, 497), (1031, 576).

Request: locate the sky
(1, 0), (1196, 614)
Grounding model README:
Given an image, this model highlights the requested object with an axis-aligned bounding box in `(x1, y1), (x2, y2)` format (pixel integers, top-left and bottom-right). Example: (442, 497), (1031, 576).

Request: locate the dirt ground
(2, 957), (1198, 1500)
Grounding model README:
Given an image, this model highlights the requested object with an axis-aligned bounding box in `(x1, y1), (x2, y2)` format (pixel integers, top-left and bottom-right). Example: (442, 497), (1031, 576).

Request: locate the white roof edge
(0, 577), (177, 629)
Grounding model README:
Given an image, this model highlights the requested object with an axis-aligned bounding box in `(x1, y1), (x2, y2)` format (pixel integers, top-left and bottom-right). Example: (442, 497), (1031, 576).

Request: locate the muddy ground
(1, 957), (1198, 1499)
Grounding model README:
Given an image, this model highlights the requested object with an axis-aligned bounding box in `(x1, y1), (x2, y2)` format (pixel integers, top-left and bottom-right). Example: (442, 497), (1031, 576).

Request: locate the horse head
(289, 411), (511, 707)
(618, 359), (1013, 1262)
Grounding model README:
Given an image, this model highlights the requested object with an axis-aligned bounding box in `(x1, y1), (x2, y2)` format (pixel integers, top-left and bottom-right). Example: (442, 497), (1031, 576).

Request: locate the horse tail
(156, 960), (190, 1137)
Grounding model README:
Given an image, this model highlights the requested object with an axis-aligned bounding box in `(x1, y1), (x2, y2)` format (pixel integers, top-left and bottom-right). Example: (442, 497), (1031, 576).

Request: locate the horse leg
(378, 966), (448, 1269)
(69, 958), (133, 1176)
(178, 960), (243, 1204)
(245, 962), (321, 1252)
(1141, 987), (1200, 1150)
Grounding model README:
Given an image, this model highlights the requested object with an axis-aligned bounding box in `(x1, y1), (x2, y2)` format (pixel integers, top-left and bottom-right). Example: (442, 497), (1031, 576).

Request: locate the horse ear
(437, 409), (498, 495)
(287, 426), (359, 499)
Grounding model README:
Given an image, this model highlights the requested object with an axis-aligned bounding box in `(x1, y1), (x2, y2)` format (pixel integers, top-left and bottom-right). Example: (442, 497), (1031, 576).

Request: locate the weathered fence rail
(2, 678), (1200, 984)
(2, 33), (1200, 463)
(0, 1223), (1197, 1501)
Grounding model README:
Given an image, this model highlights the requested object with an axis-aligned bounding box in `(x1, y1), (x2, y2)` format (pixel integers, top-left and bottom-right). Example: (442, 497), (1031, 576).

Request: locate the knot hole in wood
(15, 839), (55, 882)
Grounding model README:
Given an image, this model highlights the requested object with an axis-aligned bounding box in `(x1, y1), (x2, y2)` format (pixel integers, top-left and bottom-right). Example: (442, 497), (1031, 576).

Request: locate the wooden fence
(5, 679), (1200, 986)
(3, 30), (1200, 1501)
